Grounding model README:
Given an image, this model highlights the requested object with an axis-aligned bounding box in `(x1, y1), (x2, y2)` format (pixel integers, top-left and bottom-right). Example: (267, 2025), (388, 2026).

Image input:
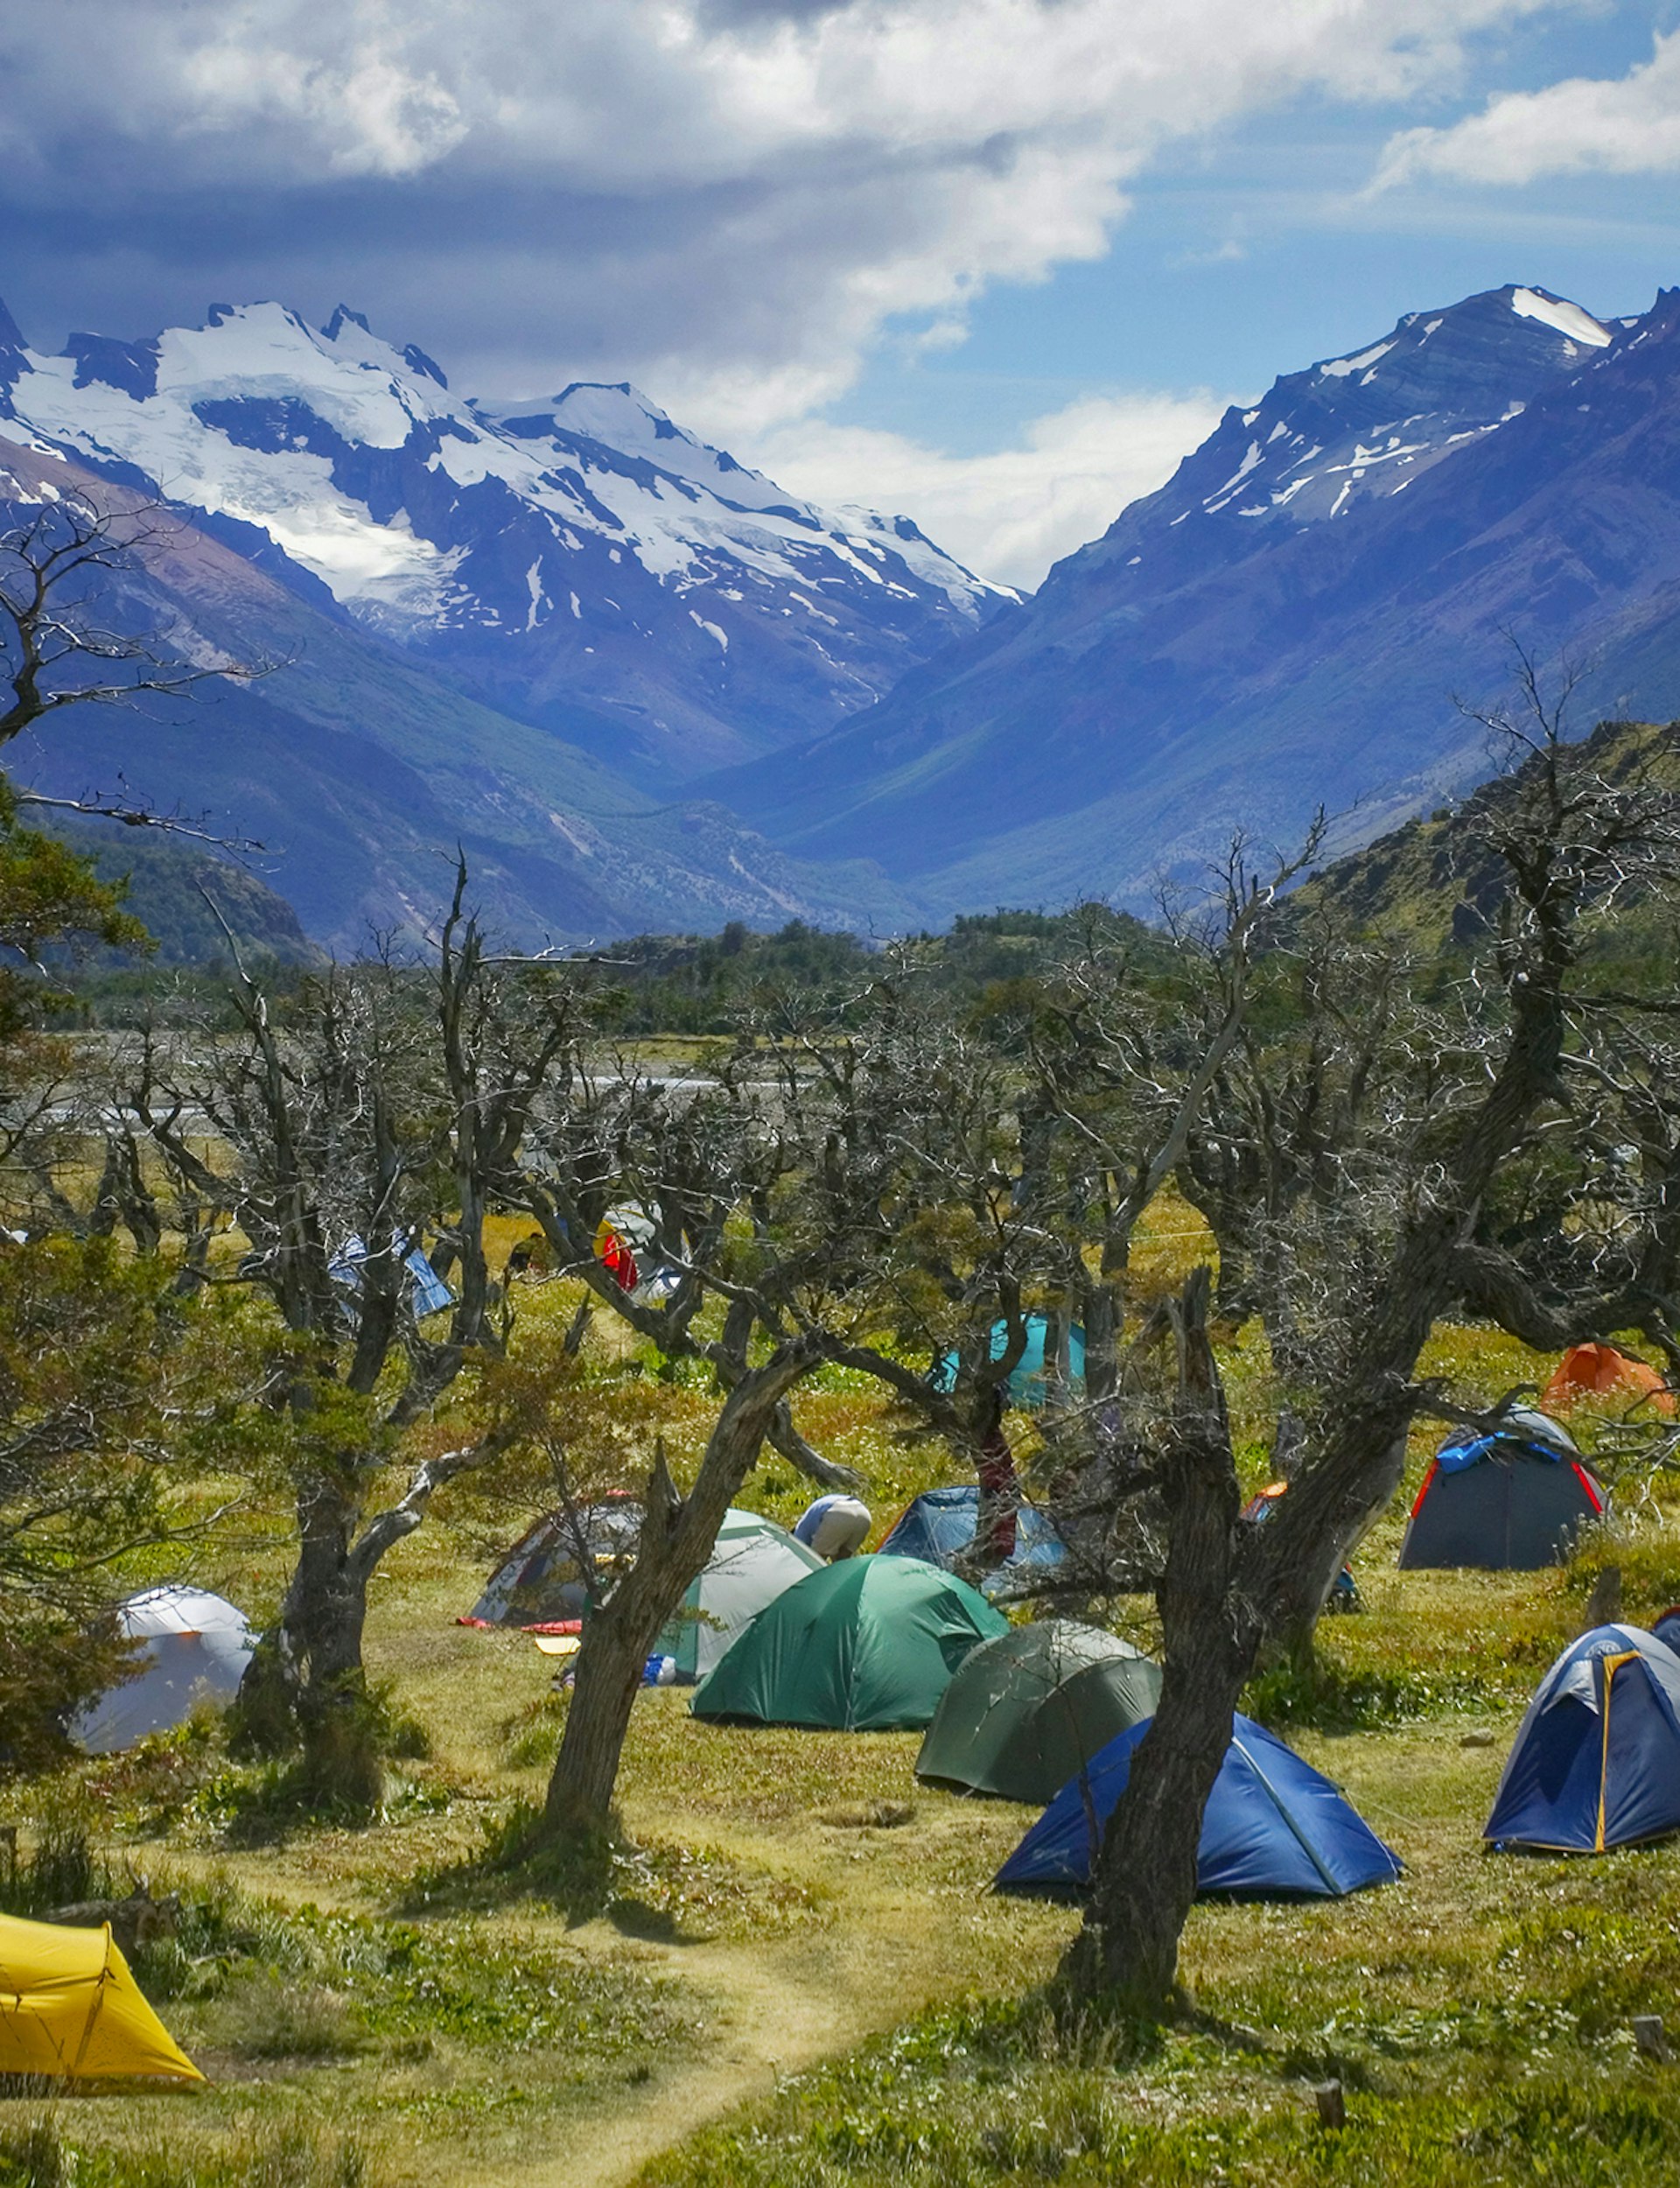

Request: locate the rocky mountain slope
(0, 436), (925, 951)
(0, 298), (999, 784)
(712, 284), (1680, 913)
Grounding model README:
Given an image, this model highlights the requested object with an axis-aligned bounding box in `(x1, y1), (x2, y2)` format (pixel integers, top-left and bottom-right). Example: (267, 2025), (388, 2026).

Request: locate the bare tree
(0, 489), (261, 768)
(1056, 715), (1680, 2016)
(129, 868), (579, 1802)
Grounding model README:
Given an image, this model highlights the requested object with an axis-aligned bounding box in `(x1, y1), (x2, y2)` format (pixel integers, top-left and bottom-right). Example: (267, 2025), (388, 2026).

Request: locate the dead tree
(130, 867), (578, 1803)
(538, 1338), (823, 1837)
(0, 487), (261, 770)
(500, 1042), (871, 1838)
(1060, 717), (1680, 2016)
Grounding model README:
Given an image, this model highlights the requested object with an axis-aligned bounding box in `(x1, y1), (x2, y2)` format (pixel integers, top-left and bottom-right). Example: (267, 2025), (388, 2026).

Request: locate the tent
(472, 1502), (816, 1663)
(1398, 1409), (1606, 1571)
(0, 1911), (202, 2082)
(932, 1316), (1086, 1410)
(878, 1484), (1068, 1595)
(470, 1495), (644, 1624)
(1486, 1623), (1680, 1854)
(1543, 1343), (1675, 1420)
(72, 1587), (255, 1755)
(653, 1507), (825, 1681)
(690, 1554), (1009, 1731)
(915, 1621), (1162, 1803)
(995, 1712), (1402, 1899)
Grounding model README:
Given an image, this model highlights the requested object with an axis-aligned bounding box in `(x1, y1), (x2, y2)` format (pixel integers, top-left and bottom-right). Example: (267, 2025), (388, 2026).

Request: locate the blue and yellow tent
(995, 1711), (1401, 1899)
(1486, 1624), (1680, 1854)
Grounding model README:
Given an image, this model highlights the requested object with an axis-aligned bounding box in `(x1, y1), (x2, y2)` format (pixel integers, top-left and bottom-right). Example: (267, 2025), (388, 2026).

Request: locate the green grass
(8, 1281), (1680, 2187)
(637, 1733), (1680, 2185)
(0, 2120), (371, 2188)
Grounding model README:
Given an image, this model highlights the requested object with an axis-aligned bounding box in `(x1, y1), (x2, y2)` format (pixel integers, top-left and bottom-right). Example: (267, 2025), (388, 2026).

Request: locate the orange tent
(0, 1911), (202, 2082)
(1542, 1343), (1675, 1419)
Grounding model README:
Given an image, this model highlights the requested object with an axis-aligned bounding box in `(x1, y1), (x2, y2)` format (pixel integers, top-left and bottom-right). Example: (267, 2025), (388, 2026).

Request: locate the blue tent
(1398, 1408), (1604, 1571)
(1486, 1624), (1680, 1854)
(878, 1484), (1068, 1596)
(995, 1711), (1402, 1899)
(932, 1316), (1085, 1410)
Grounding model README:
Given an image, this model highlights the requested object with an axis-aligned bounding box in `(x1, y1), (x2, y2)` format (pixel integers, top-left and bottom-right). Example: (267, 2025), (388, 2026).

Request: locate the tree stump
(1313, 2079), (1346, 2129)
(1634, 2015), (1670, 2062)
(1584, 1567), (1623, 1630)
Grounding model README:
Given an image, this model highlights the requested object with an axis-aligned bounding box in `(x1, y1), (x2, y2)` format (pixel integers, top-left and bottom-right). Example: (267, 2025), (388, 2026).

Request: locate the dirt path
(502, 1938), (862, 2188)
(476, 1806), (1068, 2188)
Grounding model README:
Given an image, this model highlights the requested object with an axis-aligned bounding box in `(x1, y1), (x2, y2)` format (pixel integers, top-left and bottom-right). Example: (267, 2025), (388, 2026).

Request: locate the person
(794, 1494), (872, 1560)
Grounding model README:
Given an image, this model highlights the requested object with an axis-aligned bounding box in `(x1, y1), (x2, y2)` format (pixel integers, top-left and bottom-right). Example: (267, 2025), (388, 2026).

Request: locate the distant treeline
(572, 906), (1180, 1033)
(52, 903), (1178, 1032)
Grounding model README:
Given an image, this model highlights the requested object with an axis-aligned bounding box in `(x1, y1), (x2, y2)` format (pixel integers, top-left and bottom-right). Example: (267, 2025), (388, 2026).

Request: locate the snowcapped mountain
(714, 283), (1680, 913)
(0, 427), (934, 953)
(0, 299), (1000, 782)
(1073, 284), (1613, 571)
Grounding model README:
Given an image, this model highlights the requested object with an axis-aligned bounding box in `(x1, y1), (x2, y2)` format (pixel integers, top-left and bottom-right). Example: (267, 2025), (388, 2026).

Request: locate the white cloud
(742, 389), (1227, 587)
(0, 0), (1566, 420)
(1373, 28), (1680, 190)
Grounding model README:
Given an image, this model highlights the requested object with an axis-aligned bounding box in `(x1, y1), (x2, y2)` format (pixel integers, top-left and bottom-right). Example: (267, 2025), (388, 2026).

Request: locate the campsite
(6, 1208), (1680, 2187)
(5, 688), (1680, 2185)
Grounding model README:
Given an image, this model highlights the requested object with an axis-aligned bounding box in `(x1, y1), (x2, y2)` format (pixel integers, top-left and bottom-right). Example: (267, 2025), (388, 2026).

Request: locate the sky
(3, 2), (1680, 587)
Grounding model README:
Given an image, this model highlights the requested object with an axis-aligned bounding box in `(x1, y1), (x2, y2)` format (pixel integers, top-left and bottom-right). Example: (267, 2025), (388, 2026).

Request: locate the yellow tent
(0, 1911), (203, 2082)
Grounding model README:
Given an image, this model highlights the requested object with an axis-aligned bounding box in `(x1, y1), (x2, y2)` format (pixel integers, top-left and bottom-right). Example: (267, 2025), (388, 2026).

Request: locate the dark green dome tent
(915, 1621), (1162, 1803)
(690, 1555), (1008, 1731)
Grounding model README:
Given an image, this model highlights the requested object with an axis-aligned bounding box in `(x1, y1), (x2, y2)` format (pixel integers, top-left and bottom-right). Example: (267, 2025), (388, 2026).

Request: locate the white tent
(472, 1503), (821, 1680)
(72, 1586), (256, 1754)
(655, 1508), (824, 1681)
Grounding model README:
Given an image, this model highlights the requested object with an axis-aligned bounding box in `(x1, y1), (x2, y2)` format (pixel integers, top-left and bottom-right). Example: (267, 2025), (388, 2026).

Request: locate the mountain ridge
(0, 433), (930, 952)
(0, 298), (1004, 786)
(708, 282), (1680, 912)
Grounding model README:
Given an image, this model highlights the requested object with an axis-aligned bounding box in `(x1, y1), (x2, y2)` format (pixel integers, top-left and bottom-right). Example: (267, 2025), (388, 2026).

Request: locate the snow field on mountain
(2, 302), (995, 635)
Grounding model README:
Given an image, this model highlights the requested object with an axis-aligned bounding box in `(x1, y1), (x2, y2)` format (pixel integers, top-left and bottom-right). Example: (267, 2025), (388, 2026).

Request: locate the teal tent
(915, 1622), (1161, 1803)
(932, 1316), (1085, 1409)
(690, 1555), (1009, 1731)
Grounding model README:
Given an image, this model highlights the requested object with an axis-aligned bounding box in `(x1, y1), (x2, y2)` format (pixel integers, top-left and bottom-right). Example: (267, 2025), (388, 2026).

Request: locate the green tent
(915, 1621), (1162, 1803)
(690, 1554), (1009, 1731)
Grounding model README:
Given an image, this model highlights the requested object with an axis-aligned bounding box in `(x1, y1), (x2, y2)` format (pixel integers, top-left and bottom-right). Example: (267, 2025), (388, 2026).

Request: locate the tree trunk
(1062, 1270), (1255, 2016)
(542, 1601), (656, 1836)
(1061, 1621), (1254, 2013)
(278, 1481), (383, 1808)
(542, 1339), (821, 1841)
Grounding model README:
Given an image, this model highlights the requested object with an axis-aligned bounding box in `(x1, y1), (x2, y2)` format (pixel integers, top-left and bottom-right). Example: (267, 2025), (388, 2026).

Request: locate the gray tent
(72, 1587), (255, 1754)
(1399, 1408), (1606, 1571)
(914, 1620), (1161, 1803)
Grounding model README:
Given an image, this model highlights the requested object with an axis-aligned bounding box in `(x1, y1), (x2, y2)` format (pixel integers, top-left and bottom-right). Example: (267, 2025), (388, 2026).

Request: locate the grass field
(4, 1210), (1679, 2186)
